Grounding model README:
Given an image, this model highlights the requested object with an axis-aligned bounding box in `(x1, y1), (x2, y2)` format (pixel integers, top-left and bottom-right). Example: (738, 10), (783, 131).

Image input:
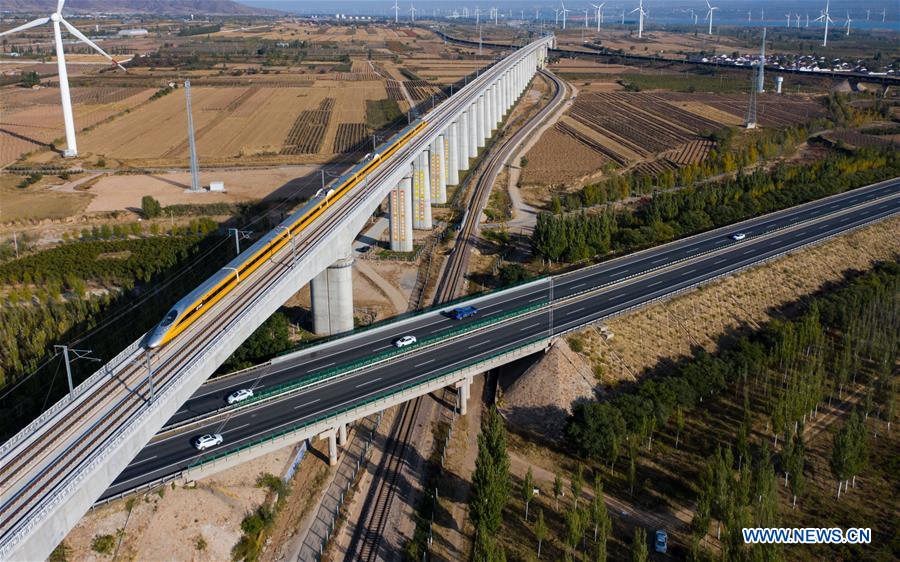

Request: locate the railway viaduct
(0, 35), (555, 561)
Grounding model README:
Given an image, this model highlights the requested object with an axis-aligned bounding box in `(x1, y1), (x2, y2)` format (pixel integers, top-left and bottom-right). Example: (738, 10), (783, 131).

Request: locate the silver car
(227, 388), (254, 405)
(192, 433), (224, 451)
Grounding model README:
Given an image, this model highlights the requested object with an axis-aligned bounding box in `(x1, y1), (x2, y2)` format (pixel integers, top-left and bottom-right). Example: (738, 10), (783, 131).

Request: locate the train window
(161, 309), (178, 326)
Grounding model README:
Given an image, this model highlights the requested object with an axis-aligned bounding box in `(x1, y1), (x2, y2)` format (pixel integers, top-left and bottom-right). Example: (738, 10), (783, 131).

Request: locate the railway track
(0, 39), (553, 557)
(434, 69), (565, 302)
(355, 395), (423, 562)
(347, 68), (566, 562)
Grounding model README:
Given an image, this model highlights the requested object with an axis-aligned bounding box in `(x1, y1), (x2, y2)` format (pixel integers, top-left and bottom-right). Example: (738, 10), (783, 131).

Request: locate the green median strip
(188, 333), (548, 469)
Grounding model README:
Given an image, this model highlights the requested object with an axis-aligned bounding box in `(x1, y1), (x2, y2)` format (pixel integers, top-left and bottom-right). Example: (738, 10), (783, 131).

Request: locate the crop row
(333, 123), (369, 154)
(281, 98), (335, 155)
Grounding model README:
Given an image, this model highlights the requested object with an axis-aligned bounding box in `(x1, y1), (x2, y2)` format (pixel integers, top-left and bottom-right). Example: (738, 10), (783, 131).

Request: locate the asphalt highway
(101, 178), (899, 499)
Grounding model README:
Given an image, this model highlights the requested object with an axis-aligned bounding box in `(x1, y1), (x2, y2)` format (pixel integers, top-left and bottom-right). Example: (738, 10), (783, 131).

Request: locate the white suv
(227, 388), (254, 405)
(731, 232), (747, 241)
(192, 433), (224, 451)
(393, 335), (417, 348)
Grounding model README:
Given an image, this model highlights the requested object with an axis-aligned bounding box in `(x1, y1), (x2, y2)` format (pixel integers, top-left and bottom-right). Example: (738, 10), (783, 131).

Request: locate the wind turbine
(583, 8), (590, 28)
(785, 13), (791, 27)
(391, 0), (399, 23)
(409, 2), (417, 22)
(621, 10), (626, 24)
(865, 9), (870, 20)
(560, 1), (570, 29)
(795, 13), (801, 28)
(844, 11), (852, 35)
(592, 3), (606, 31)
(813, 0), (833, 47)
(631, 0), (647, 38)
(704, 0), (718, 35)
(475, 6), (480, 26)
(881, 9), (886, 22)
(806, 13), (810, 27)
(494, 6), (499, 25)
(747, 10), (751, 22)
(0, 0), (125, 158)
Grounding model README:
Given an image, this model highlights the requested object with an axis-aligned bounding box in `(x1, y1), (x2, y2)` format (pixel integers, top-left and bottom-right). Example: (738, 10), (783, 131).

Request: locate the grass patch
(366, 99), (403, 130)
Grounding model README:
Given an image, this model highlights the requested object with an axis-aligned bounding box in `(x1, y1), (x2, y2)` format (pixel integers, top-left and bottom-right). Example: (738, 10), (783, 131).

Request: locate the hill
(0, 0), (278, 15)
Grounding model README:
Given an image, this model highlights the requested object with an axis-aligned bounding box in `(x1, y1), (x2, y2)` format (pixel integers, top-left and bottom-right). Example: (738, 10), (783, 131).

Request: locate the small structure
(775, 76), (784, 94)
(117, 28), (148, 37)
(209, 181), (225, 192)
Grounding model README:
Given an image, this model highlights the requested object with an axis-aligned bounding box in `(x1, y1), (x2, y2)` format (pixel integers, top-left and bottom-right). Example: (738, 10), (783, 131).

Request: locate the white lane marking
(356, 377), (382, 388)
(308, 362), (335, 373)
(529, 296), (545, 302)
(608, 270), (627, 278)
(468, 341), (491, 349)
(519, 323), (541, 331)
(713, 258), (728, 265)
(294, 398), (321, 410)
(223, 423), (249, 434)
(681, 268), (695, 276)
(571, 283), (585, 289)
(566, 307), (584, 316)
(128, 455), (158, 467)
(743, 248), (757, 255)
(647, 280), (663, 288)
(651, 257), (668, 265)
(415, 359), (435, 367)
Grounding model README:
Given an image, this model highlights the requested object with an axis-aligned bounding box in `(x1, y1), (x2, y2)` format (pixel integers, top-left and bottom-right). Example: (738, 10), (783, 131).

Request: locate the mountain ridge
(0, 0), (279, 16)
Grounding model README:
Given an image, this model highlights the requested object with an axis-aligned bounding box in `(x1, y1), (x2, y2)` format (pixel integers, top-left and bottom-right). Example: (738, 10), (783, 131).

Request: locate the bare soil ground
(579, 216), (900, 386)
(62, 447), (294, 561)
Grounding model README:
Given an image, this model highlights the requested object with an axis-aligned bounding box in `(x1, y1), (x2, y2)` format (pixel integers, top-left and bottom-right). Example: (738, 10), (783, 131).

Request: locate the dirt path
(508, 451), (692, 537)
(355, 259), (409, 315)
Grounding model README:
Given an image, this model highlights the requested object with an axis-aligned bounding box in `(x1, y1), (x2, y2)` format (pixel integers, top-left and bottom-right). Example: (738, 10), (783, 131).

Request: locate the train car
(145, 119), (429, 349)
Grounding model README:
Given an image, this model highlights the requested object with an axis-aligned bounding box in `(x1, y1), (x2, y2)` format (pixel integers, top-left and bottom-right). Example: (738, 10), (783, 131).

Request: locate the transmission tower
(185, 80), (201, 192)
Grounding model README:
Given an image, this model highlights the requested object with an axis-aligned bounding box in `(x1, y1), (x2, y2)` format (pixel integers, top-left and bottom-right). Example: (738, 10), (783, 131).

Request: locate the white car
(731, 232), (747, 241)
(192, 433), (224, 451)
(227, 388), (254, 405)
(393, 335), (417, 348)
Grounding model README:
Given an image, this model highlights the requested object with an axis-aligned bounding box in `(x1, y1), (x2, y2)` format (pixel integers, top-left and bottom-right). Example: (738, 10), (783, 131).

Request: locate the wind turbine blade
(0, 17), (50, 37)
(57, 0), (66, 14)
(61, 18), (126, 70)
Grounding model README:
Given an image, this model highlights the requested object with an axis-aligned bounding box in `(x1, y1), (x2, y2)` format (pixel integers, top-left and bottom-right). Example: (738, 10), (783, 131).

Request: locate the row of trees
(566, 261), (898, 506)
(534, 146), (899, 263)
(551, 126), (810, 214)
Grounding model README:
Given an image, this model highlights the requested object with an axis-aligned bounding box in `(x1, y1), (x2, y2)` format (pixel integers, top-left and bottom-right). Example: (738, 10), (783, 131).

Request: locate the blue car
(655, 529), (668, 553)
(447, 306), (478, 320)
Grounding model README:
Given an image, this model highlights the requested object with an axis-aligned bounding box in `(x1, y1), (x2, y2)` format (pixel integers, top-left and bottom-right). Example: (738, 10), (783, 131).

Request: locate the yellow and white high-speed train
(145, 119), (429, 349)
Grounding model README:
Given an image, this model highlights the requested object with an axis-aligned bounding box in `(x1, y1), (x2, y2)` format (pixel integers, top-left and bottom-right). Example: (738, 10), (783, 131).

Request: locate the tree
(533, 508), (547, 559)
(571, 464), (584, 508)
(499, 263), (530, 286)
(786, 431), (806, 509)
(20, 71), (40, 88)
(554, 473), (564, 511)
(522, 467), (535, 521)
(566, 402), (626, 464)
(565, 506), (584, 554)
(631, 527), (649, 562)
(590, 478), (610, 560)
(141, 195), (162, 219)
(470, 407), (511, 534)
(673, 406), (685, 449)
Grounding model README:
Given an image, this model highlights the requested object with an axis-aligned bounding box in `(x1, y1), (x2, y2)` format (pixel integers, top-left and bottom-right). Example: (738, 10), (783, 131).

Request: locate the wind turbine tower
(814, 0), (834, 47)
(592, 3), (606, 31)
(392, 0), (399, 23)
(561, 2), (570, 30)
(0, 0), (125, 158)
(844, 11), (852, 35)
(631, 0), (647, 38)
(704, 0), (718, 35)
(185, 81), (201, 193)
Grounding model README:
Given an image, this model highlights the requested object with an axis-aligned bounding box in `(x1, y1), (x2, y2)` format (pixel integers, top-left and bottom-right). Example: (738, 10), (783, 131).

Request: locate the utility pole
(227, 228), (251, 255)
(185, 80), (201, 192)
(145, 350), (154, 401)
(54, 345), (100, 397)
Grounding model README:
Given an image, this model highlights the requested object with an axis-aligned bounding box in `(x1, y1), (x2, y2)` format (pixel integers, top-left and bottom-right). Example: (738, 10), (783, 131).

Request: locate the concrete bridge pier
(467, 104), (478, 158)
(446, 121), (460, 185)
(455, 377), (472, 416)
(389, 175), (413, 252)
(338, 422), (347, 446)
(476, 95), (487, 147)
(458, 111), (470, 172)
(319, 428), (339, 466)
(311, 250), (354, 336)
(412, 153), (432, 229)
(431, 136), (447, 203)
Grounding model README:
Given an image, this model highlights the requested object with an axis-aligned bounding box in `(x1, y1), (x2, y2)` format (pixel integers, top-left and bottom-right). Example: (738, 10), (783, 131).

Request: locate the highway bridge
(0, 35), (555, 561)
(100, 177), (899, 502)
